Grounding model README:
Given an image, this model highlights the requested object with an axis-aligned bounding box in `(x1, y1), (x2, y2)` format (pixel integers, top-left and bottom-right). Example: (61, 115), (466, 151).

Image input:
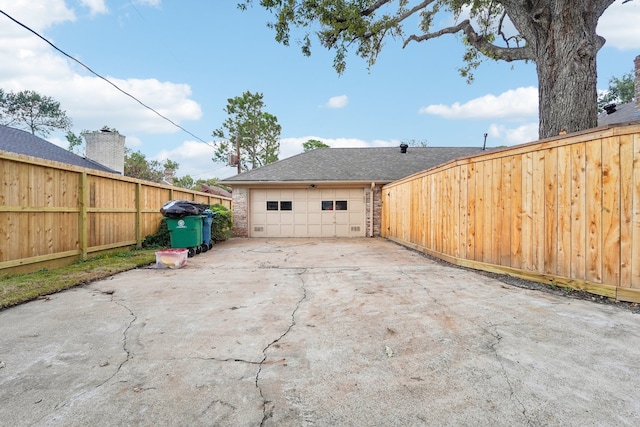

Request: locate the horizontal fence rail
(0, 151), (231, 275)
(382, 124), (640, 303)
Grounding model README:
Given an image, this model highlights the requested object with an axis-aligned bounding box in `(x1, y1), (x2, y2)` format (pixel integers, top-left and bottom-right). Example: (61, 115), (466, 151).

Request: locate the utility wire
(0, 9), (216, 149)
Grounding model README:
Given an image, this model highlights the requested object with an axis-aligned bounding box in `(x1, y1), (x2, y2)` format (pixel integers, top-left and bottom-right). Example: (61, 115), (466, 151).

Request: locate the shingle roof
(221, 146), (487, 184)
(597, 102), (640, 126)
(0, 125), (118, 173)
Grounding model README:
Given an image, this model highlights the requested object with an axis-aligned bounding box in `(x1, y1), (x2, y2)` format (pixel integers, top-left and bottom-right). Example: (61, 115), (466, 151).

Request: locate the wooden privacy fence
(382, 123), (640, 303)
(0, 151), (231, 275)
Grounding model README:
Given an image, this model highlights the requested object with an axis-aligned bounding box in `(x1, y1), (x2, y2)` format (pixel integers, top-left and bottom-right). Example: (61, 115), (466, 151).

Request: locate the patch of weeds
(142, 218), (171, 249)
(0, 249), (156, 310)
(562, 285), (573, 294)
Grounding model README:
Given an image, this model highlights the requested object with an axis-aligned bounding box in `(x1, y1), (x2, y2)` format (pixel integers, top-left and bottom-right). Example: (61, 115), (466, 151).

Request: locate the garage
(250, 188), (365, 237)
(220, 146), (486, 238)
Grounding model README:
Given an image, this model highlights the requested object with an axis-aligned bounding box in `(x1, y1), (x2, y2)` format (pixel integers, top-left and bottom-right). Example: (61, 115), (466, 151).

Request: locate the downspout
(370, 182), (375, 237)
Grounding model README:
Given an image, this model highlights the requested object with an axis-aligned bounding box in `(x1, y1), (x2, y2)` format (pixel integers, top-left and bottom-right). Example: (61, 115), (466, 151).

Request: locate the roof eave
(219, 179), (391, 187)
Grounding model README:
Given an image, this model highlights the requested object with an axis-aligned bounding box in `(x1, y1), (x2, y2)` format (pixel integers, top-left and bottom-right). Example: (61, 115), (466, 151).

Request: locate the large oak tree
(240, 0), (634, 139)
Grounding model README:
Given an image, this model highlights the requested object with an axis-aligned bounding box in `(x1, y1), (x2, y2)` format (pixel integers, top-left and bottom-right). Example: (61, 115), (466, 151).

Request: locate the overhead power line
(0, 9), (215, 148)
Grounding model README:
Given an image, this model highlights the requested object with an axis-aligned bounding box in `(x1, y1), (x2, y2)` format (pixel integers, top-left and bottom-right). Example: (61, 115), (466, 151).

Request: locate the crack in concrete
(107, 297), (137, 382)
(184, 356), (262, 365)
(41, 292), (137, 424)
(398, 267), (534, 425)
(484, 324), (534, 426)
(256, 269), (308, 427)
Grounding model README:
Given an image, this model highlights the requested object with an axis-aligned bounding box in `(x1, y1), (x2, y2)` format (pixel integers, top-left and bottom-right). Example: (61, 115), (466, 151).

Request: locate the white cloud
(325, 95), (348, 109)
(0, 0), (202, 137)
(135, 0), (161, 6)
(61, 76), (202, 134)
(125, 135), (143, 148)
(598, 1), (640, 50)
(278, 136), (399, 160)
(80, 0), (108, 16)
(0, 0), (75, 34)
(419, 87), (538, 120)
(153, 140), (221, 179)
(487, 123), (538, 146)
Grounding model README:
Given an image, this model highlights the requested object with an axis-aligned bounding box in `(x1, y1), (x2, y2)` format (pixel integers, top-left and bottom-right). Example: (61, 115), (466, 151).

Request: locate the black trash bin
(160, 200), (210, 257)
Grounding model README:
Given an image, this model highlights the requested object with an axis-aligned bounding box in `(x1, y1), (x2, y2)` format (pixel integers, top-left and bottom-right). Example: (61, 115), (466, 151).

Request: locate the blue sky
(0, 0), (639, 180)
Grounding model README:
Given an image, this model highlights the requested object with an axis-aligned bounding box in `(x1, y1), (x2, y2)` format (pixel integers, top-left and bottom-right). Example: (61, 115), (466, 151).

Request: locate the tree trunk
(530, 1), (602, 139)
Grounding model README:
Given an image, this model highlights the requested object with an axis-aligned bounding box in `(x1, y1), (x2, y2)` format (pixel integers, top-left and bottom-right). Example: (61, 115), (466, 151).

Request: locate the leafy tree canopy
(240, 0), (635, 139)
(66, 131), (84, 154)
(124, 148), (179, 183)
(403, 139), (429, 147)
(303, 139), (330, 152)
(598, 70), (636, 111)
(0, 89), (72, 137)
(172, 176), (229, 192)
(212, 91), (282, 172)
(172, 175), (195, 189)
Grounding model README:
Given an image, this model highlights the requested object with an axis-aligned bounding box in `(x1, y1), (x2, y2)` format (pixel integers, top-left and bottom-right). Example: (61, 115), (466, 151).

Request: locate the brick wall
(232, 187), (248, 237)
(365, 185), (383, 237)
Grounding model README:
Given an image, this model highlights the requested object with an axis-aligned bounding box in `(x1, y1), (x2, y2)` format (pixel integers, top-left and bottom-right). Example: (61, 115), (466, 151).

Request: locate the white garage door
(250, 188), (365, 237)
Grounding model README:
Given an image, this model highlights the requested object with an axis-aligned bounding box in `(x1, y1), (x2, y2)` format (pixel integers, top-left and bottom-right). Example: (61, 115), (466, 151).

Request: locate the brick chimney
(84, 127), (125, 175)
(163, 167), (175, 185)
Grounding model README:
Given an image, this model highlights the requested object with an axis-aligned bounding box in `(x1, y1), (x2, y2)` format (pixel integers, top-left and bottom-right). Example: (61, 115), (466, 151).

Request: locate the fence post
(79, 171), (88, 260)
(136, 182), (142, 249)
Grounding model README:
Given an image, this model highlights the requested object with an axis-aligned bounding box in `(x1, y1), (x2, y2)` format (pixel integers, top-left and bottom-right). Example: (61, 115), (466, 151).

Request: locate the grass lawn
(0, 249), (157, 310)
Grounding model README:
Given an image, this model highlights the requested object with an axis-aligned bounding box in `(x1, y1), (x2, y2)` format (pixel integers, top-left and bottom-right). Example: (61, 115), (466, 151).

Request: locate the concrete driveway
(1, 238), (639, 426)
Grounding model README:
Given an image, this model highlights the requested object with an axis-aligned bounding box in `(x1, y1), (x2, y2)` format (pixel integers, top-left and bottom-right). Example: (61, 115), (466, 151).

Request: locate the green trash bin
(166, 215), (203, 257)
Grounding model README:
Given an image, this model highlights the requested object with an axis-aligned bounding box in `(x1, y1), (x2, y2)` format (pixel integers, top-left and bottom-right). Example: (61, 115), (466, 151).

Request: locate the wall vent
(351, 226), (361, 232)
(254, 226), (264, 232)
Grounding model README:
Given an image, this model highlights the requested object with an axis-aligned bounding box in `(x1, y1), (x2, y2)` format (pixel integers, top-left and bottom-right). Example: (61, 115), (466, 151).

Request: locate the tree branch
(403, 19), (533, 62)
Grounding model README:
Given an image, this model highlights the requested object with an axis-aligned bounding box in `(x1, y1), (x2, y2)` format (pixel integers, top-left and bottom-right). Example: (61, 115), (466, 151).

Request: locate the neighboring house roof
(199, 184), (232, 198)
(220, 146), (487, 184)
(0, 125), (118, 173)
(597, 101), (640, 126)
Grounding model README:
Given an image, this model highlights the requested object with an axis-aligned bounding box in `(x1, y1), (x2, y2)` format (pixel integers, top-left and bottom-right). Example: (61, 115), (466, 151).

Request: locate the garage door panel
(349, 212), (363, 222)
(279, 189), (294, 198)
(280, 224), (294, 235)
(321, 212), (334, 221)
(336, 224), (350, 236)
(294, 224), (308, 237)
(252, 189), (267, 201)
(250, 188), (365, 237)
(308, 212), (321, 222)
(266, 214), (281, 225)
(321, 224), (335, 235)
(307, 224), (321, 236)
(266, 224), (281, 235)
(335, 212), (349, 222)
